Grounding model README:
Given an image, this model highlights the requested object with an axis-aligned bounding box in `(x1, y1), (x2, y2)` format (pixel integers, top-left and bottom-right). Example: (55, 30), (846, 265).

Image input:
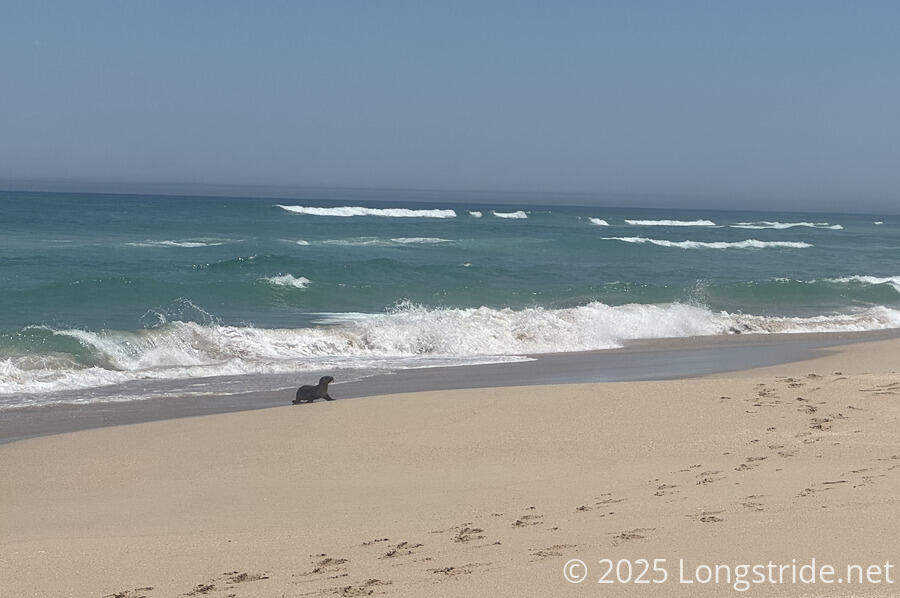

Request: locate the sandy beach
(3, 337), (900, 597)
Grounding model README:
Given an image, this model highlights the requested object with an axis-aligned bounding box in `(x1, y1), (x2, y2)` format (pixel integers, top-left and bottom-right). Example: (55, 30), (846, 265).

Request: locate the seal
(292, 375), (335, 404)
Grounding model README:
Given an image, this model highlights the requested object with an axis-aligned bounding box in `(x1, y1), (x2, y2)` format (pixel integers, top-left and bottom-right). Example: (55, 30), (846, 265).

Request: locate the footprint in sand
(530, 544), (578, 559)
(611, 528), (654, 546)
(653, 483), (678, 497)
(734, 456), (767, 472)
(103, 589), (154, 598)
(595, 495), (627, 506)
(184, 583), (215, 596)
(809, 418), (833, 431)
(325, 579), (391, 597)
(428, 562), (492, 577)
(696, 470), (724, 485)
(382, 542), (424, 559)
(689, 510), (724, 524)
(740, 496), (766, 512)
(797, 480), (847, 498)
(451, 524), (485, 543)
(221, 571), (270, 588)
(296, 557), (349, 577)
(853, 474), (886, 488)
(578, 503), (616, 516)
(512, 513), (544, 528)
(185, 571), (270, 596)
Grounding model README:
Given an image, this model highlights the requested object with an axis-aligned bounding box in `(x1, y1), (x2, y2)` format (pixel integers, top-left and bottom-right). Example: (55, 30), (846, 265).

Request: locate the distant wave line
(625, 219), (716, 226)
(276, 204), (456, 218)
(126, 240), (226, 248)
(731, 221), (843, 230)
(602, 237), (812, 249)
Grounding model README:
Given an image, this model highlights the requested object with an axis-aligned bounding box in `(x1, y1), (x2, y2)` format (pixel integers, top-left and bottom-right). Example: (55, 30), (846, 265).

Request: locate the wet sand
(2, 329), (897, 444)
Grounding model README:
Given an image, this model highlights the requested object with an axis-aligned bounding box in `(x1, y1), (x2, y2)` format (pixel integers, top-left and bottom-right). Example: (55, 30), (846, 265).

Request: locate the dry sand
(2, 337), (900, 597)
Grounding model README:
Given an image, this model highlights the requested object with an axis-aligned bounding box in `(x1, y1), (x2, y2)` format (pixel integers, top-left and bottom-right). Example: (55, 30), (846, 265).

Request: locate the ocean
(1, 191), (897, 409)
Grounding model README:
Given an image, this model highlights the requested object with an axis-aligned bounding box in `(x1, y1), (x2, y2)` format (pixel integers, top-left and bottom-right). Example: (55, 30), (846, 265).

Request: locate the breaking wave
(826, 275), (900, 294)
(468, 211), (483, 218)
(276, 205), (456, 218)
(323, 237), (386, 247)
(126, 240), (226, 248)
(390, 237), (452, 244)
(588, 218), (610, 226)
(625, 219), (716, 226)
(603, 237), (812, 249)
(492, 210), (528, 219)
(3, 301), (899, 397)
(731, 221), (843, 230)
(262, 274), (311, 289)
(323, 237), (452, 247)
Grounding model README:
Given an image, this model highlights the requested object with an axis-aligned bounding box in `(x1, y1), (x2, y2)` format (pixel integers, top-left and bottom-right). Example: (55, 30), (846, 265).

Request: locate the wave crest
(263, 274), (311, 288)
(625, 219), (716, 226)
(3, 302), (899, 396)
(603, 237), (812, 249)
(276, 205), (456, 218)
(731, 221), (843, 230)
(492, 210), (528, 219)
(826, 275), (900, 293)
(126, 240), (226, 248)
(390, 237), (452, 244)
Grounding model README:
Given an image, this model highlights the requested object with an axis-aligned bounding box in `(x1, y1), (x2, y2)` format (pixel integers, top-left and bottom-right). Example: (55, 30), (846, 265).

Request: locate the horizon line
(0, 177), (896, 217)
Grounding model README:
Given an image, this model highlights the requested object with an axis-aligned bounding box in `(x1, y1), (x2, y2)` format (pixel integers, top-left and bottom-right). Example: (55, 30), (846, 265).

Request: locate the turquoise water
(1, 191), (897, 407)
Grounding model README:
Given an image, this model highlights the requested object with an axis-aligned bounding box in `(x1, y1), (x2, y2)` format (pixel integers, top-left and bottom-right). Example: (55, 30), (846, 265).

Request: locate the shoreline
(2, 333), (899, 596)
(2, 328), (898, 445)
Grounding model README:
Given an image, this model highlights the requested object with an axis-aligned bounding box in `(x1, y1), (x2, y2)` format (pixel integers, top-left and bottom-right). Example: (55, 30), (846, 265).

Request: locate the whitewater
(1, 192), (896, 408)
(4, 301), (900, 400)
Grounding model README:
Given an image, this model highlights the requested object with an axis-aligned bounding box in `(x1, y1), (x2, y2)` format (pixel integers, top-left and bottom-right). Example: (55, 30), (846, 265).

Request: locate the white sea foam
(603, 237), (812, 249)
(874, 221), (884, 225)
(263, 274), (311, 289)
(390, 237), (452, 244)
(492, 210), (528, 219)
(295, 240), (310, 245)
(625, 219), (716, 226)
(3, 302), (899, 397)
(826, 275), (900, 293)
(588, 218), (610, 226)
(276, 204), (456, 218)
(324, 237), (451, 246)
(324, 237), (388, 247)
(126, 240), (225, 248)
(468, 211), (483, 218)
(731, 221), (843, 230)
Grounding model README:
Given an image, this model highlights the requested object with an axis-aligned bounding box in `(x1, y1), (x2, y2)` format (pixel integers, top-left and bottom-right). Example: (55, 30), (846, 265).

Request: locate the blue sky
(2, 2), (898, 210)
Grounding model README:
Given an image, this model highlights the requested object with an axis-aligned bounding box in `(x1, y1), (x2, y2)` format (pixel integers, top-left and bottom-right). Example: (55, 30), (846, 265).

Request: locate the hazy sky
(2, 2), (898, 211)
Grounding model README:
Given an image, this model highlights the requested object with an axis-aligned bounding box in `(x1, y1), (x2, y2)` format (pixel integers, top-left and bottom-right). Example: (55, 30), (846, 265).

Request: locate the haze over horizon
(3, 2), (899, 213)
